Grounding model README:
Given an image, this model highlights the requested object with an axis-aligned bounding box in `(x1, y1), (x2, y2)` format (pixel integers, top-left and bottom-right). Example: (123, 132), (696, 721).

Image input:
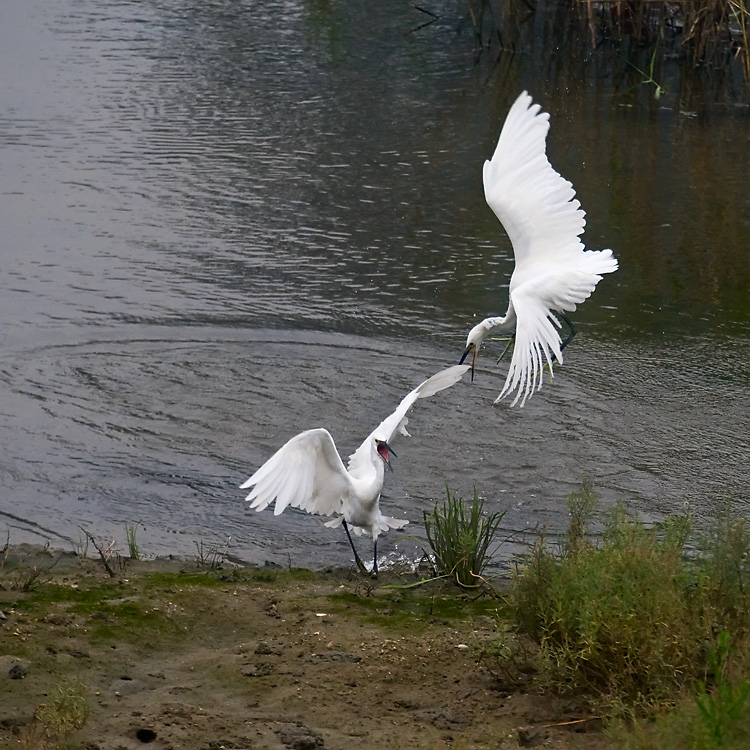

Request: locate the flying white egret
(460, 91), (618, 407)
(240, 364), (470, 575)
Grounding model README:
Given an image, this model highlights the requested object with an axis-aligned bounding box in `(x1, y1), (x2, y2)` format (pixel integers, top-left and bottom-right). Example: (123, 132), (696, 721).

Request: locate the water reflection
(0, 0), (748, 567)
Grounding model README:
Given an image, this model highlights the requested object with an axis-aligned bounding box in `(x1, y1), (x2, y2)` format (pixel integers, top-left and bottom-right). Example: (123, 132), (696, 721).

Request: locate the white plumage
(462, 91), (618, 407)
(240, 364), (470, 573)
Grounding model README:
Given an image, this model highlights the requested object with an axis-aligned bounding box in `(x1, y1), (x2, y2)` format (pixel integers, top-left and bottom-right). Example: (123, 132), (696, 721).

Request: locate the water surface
(1, 0), (748, 567)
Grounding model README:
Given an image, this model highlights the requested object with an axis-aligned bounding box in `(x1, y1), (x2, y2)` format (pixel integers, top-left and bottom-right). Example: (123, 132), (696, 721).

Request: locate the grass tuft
(125, 520), (143, 560)
(423, 487), (506, 587)
(17, 678), (89, 749)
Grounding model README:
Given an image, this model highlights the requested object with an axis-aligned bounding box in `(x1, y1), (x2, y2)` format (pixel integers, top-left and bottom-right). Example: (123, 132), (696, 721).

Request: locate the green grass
(325, 584), (502, 631)
(3, 571), (240, 648)
(424, 487), (506, 587)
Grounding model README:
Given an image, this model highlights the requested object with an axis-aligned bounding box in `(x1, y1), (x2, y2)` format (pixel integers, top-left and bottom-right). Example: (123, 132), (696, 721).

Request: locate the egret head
(375, 439), (396, 471)
(460, 323), (487, 381)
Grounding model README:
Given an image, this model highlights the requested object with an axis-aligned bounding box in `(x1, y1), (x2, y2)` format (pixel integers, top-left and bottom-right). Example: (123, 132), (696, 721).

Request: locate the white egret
(461, 91), (618, 407)
(240, 364), (470, 575)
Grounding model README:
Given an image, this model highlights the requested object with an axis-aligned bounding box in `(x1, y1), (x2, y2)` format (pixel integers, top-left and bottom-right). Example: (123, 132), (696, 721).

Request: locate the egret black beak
(376, 440), (396, 471)
(459, 344), (477, 382)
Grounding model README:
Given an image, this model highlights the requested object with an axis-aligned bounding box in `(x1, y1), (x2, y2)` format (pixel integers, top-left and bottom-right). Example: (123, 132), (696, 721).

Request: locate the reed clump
(467, 0), (750, 82)
(582, 0), (750, 79)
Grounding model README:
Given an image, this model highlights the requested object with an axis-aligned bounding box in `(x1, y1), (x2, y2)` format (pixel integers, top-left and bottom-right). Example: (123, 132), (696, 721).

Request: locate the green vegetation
(612, 631), (750, 748)
(125, 520), (142, 560)
(325, 585), (501, 631)
(17, 678), (89, 749)
(4, 487), (750, 748)
(499, 482), (750, 743)
(513, 504), (698, 706)
(423, 487), (506, 587)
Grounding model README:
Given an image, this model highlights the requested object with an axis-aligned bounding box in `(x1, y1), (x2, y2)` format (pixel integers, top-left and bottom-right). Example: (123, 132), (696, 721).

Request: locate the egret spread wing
(241, 428), (350, 517)
(347, 364), (469, 474)
(483, 91), (586, 269)
(498, 263), (617, 407)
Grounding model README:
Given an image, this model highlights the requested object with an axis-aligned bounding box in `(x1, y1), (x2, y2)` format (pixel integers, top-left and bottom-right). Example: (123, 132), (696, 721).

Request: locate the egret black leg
(372, 539), (378, 578)
(342, 520), (368, 574)
(549, 314), (576, 365)
(559, 313), (576, 352)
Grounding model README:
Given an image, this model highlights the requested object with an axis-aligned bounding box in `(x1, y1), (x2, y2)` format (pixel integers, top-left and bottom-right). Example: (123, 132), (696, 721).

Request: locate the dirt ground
(0, 545), (608, 750)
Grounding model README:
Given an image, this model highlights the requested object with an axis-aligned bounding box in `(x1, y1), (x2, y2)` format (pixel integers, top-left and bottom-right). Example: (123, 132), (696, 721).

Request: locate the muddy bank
(0, 545), (605, 749)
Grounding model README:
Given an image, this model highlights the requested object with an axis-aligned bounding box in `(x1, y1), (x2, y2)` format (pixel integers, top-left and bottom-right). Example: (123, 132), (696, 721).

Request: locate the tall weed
(611, 631), (750, 748)
(696, 506), (750, 634)
(511, 488), (714, 708)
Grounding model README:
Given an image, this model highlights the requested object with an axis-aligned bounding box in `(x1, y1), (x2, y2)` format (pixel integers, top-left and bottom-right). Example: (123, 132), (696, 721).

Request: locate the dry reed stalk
(563, 0), (750, 77)
(728, 0), (750, 78)
(467, 0), (749, 87)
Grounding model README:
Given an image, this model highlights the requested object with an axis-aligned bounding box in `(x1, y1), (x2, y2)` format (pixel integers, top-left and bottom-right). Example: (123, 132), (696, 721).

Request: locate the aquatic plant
(125, 520), (143, 560)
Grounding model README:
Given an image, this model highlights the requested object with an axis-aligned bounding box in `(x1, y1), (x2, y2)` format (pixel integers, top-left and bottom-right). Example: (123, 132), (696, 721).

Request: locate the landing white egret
(240, 364), (470, 575)
(461, 91), (618, 407)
